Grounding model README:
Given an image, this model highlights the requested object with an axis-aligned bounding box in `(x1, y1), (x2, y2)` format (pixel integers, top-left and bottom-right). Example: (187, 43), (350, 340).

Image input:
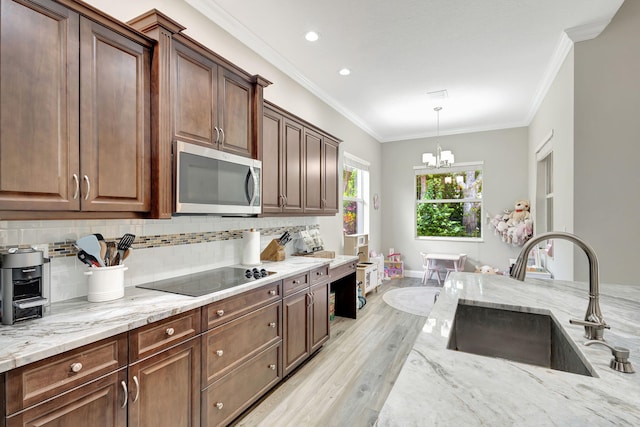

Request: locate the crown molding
(565, 18), (613, 42)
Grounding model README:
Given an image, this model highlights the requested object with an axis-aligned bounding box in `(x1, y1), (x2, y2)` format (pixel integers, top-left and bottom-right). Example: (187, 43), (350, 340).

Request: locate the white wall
(573, 0), (640, 285)
(83, 0), (383, 254)
(381, 127), (529, 275)
(528, 48), (575, 280)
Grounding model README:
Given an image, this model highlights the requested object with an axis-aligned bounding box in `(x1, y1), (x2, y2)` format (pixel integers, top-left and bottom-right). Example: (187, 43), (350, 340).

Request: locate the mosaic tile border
(2, 225), (319, 259)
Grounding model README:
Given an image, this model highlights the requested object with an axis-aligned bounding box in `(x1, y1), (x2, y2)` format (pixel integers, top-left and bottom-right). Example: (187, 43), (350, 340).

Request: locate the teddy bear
(507, 199), (530, 226)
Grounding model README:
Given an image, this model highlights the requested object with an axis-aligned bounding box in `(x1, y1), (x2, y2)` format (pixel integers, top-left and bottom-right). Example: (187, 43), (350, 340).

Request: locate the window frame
(414, 161), (484, 242)
(343, 153), (370, 236)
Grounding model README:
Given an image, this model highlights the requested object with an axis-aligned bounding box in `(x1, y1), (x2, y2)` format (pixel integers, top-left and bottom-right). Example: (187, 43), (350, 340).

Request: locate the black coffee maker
(0, 248), (50, 325)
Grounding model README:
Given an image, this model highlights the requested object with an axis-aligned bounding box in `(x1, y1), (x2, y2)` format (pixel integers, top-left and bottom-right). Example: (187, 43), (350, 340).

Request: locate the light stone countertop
(0, 255), (357, 374)
(377, 273), (640, 426)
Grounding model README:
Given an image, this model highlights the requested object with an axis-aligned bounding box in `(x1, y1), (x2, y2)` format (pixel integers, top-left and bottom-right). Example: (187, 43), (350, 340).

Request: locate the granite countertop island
(0, 255), (358, 374)
(377, 273), (640, 426)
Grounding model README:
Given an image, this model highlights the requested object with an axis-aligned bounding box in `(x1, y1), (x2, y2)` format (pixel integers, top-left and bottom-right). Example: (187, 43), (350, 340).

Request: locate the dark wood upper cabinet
(218, 69), (254, 158)
(0, 0), (80, 212)
(262, 106), (304, 214)
(0, 0), (152, 218)
(261, 101), (341, 217)
(79, 17), (151, 212)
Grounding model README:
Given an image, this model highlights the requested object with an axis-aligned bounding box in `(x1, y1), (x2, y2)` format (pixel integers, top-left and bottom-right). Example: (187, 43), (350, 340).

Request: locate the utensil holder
(85, 264), (127, 302)
(260, 239), (285, 262)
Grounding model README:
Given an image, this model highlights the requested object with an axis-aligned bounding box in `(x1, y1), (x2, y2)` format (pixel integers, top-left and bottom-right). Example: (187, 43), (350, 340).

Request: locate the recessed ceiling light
(339, 68), (351, 76)
(305, 31), (319, 42)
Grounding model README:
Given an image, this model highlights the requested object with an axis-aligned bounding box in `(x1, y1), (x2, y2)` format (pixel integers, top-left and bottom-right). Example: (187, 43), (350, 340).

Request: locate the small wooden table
(424, 253), (466, 285)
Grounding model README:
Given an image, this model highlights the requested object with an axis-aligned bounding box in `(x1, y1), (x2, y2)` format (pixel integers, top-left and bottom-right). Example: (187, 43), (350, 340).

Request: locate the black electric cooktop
(137, 266), (274, 297)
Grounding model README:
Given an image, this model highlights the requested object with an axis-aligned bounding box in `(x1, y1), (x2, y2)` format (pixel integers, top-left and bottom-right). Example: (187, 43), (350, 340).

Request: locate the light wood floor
(234, 277), (435, 427)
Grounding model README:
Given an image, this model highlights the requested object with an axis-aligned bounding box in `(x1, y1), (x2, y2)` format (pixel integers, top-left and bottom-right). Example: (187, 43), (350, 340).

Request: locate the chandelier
(422, 107), (454, 168)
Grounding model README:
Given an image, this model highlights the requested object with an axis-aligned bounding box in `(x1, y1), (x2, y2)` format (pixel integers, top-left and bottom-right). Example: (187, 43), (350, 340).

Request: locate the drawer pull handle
(216, 350), (224, 357)
(132, 375), (140, 403)
(317, 271), (324, 276)
(269, 290), (277, 296)
(269, 322), (276, 328)
(70, 362), (83, 373)
(165, 327), (175, 336)
(269, 364), (276, 370)
(293, 280), (300, 284)
(217, 309), (225, 317)
(121, 381), (128, 408)
(216, 402), (224, 410)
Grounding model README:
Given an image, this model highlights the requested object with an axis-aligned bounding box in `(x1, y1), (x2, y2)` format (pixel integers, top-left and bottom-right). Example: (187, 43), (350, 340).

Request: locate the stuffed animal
(507, 200), (530, 226)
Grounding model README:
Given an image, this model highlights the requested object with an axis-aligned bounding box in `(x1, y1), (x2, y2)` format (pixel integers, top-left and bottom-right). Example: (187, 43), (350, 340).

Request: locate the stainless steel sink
(447, 300), (596, 377)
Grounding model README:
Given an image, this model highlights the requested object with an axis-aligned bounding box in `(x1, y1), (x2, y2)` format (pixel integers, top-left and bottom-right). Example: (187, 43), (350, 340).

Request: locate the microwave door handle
(247, 167), (259, 206)
(244, 166), (256, 206)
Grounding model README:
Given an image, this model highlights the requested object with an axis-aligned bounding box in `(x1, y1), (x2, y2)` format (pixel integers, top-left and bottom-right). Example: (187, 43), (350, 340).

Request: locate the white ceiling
(186, 0), (624, 142)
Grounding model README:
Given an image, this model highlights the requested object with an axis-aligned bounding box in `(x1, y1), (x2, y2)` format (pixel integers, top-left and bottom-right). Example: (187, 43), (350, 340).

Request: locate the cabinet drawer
(203, 281), (282, 330)
(202, 344), (281, 427)
(129, 309), (201, 362)
(330, 261), (357, 281)
(6, 369), (127, 427)
(203, 301), (281, 386)
(309, 265), (329, 285)
(283, 273), (308, 296)
(6, 333), (128, 415)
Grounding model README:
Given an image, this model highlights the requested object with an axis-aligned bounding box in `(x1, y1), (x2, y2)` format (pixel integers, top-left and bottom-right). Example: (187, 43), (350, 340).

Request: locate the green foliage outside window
(416, 169), (483, 238)
(343, 168), (359, 234)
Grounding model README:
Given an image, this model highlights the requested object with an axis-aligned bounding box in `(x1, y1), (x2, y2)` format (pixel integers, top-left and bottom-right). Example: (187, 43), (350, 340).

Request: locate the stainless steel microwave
(174, 141), (261, 215)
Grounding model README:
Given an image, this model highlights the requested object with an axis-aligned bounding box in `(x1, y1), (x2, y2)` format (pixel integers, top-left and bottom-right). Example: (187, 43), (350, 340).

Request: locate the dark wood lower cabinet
(6, 370), (127, 427)
(311, 281), (330, 352)
(202, 344), (281, 427)
(283, 289), (311, 375)
(127, 337), (201, 427)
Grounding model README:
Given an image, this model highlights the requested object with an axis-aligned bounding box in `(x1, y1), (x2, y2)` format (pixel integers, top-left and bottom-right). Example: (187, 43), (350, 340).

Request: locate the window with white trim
(415, 164), (483, 239)
(343, 153), (369, 235)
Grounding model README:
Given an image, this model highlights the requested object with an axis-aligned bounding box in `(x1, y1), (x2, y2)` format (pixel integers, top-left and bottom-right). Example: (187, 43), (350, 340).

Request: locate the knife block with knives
(260, 239), (285, 261)
(260, 231), (291, 262)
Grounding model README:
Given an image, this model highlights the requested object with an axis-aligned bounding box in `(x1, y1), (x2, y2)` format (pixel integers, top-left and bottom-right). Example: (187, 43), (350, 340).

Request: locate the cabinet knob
(317, 271), (324, 276)
(70, 362), (83, 373)
(165, 327), (175, 336)
(293, 280), (300, 284)
(269, 364), (276, 370)
(269, 290), (277, 296)
(217, 309), (225, 317)
(269, 322), (276, 328)
(216, 350), (224, 357)
(216, 402), (224, 410)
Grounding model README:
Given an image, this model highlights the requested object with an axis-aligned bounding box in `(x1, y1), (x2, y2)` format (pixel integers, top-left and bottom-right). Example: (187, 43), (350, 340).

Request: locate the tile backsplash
(0, 216), (318, 303)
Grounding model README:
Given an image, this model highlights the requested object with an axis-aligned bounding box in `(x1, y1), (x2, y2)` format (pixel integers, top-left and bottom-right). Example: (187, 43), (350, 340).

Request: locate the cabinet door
(79, 17), (151, 212)
(261, 107), (283, 213)
(303, 128), (323, 214)
(128, 337), (200, 427)
(0, 0), (80, 211)
(219, 68), (254, 158)
(6, 370), (127, 427)
(282, 118), (304, 214)
(283, 290), (311, 375)
(310, 281), (330, 352)
(322, 137), (339, 214)
(172, 41), (218, 147)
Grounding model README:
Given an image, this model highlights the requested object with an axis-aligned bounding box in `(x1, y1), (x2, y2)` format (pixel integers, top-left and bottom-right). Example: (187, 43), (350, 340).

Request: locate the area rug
(382, 286), (440, 317)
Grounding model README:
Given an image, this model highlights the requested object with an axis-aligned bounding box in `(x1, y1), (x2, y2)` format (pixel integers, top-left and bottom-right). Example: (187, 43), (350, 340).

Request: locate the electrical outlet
(32, 243), (49, 258)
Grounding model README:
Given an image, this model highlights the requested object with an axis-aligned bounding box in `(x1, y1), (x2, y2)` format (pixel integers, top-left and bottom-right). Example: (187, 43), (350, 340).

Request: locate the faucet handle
(585, 340), (635, 374)
(569, 318), (610, 329)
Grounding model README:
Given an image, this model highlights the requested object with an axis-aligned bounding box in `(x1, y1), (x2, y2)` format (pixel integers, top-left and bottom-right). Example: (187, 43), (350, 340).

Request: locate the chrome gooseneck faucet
(510, 232), (609, 341)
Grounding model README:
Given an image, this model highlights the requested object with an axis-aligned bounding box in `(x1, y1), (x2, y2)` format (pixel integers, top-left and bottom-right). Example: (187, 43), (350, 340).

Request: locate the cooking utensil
(77, 250), (100, 267)
(76, 235), (106, 267)
(106, 242), (117, 267)
(98, 241), (107, 265)
(117, 233), (135, 263)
